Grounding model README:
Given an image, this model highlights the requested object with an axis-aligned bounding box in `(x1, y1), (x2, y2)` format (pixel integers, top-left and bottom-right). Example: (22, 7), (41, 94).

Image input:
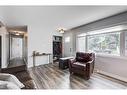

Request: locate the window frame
(76, 28), (127, 57)
(76, 36), (86, 52)
(87, 31), (121, 56)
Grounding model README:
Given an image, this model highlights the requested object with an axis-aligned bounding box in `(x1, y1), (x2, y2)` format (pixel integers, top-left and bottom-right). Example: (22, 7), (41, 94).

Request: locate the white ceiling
(1, 6), (127, 30)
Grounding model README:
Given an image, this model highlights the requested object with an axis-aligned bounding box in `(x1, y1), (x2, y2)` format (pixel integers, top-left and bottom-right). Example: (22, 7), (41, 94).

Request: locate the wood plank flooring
(28, 63), (127, 89)
(4, 58), (27, 73)
(8, 58), (25, 68)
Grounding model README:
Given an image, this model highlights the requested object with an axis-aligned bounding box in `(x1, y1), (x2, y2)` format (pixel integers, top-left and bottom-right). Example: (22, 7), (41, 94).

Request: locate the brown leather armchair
(68, 52), (95, 80)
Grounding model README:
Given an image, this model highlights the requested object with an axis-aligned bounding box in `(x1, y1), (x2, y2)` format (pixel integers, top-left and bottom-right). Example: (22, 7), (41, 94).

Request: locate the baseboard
(95, 69), (127, 83)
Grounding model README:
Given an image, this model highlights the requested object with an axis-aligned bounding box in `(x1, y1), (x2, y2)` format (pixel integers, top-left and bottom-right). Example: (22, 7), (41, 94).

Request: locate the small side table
(59, 57), (74, 69)
(32, 51), (51, 67)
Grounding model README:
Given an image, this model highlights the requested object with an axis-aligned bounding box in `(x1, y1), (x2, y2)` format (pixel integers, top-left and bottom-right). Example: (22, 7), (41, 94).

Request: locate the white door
(11, 37), (23, 59)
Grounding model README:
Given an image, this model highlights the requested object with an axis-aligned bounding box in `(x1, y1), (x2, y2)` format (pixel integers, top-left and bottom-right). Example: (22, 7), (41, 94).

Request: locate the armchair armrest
(85, 60), (94, 77)
(68, 58), (76, 68)
(86, 60), (94, 64)
(85, 60), (94, 69)
(69, 58), (76, 64)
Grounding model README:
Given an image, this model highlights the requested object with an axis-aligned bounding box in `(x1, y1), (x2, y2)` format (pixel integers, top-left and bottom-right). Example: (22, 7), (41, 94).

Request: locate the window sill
(96, 54), (127, 60)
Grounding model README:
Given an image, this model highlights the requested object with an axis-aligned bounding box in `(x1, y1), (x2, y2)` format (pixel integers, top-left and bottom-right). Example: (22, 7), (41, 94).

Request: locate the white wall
(0, 26), (9, 68)
(0, 7), (63, 67)
(95, 55), (127, 79)
(63, 31), (74, 57)
(28, 25), (62, 67)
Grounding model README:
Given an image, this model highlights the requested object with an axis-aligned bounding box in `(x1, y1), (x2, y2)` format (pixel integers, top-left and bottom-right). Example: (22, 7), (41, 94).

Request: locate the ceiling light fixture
(57, 28), (66, 33)
(15, 32), (20, 35)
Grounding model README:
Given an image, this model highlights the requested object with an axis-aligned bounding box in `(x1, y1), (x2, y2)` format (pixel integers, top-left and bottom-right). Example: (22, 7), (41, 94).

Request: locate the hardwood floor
(3, 58), (27, 73)
(29, 63), (127, 89)
(8, 58), (26, 68)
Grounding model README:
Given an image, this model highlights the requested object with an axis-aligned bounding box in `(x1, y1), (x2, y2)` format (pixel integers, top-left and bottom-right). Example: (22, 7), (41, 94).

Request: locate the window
(77, 36), (86, 52)
(76, 25), (127, 56)
(87, 32), (120, 55)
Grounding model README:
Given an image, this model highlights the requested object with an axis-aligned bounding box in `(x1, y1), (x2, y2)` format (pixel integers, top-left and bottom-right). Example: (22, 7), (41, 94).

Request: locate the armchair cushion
(72, 62), (86, 70)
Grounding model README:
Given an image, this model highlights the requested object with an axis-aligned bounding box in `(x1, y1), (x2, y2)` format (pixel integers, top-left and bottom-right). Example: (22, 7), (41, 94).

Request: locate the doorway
(53, 36), (62, 62)
(7, 26), (28, 72)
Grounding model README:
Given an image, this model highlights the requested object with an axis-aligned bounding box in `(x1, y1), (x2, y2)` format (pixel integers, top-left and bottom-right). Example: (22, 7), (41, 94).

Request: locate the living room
(0, 5), (127, 92)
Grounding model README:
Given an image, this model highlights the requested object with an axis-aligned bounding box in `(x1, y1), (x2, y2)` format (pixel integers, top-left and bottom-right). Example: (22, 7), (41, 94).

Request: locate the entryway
(8, 26), (28, 72)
